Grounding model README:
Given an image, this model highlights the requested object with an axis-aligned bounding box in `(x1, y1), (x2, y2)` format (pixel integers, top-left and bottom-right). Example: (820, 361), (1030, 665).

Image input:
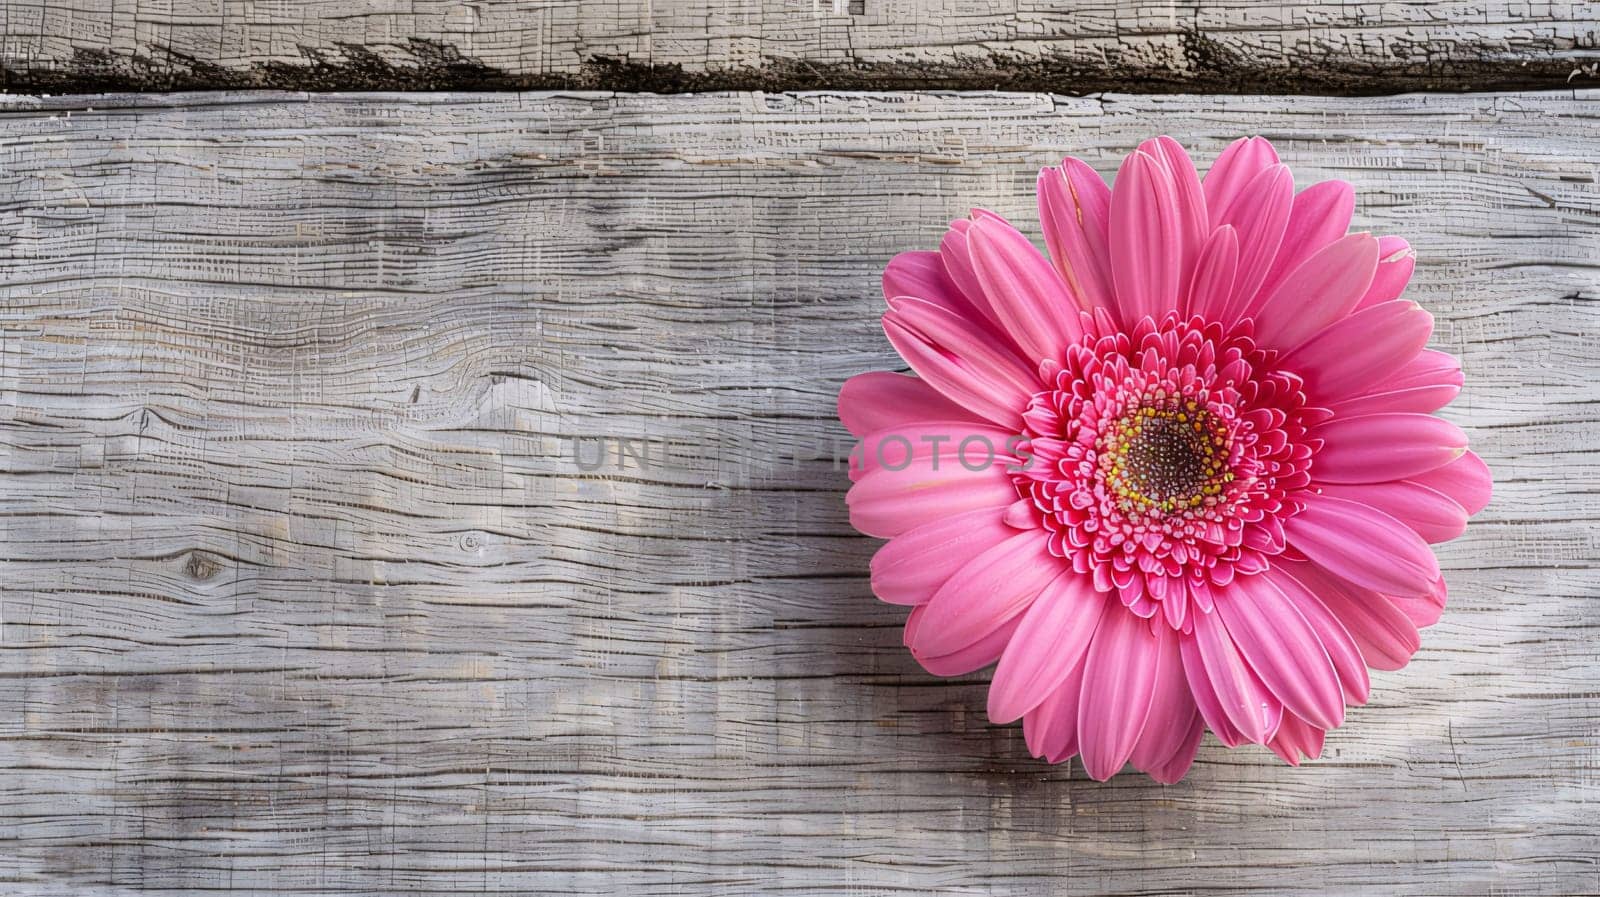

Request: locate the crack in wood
(1, 19), (1596, 95)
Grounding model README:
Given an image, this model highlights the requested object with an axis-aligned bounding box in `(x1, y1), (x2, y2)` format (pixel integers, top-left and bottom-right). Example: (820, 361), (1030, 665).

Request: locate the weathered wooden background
(1, 1), (1597, 92)
(0, 0), (1598, 894)
(0, 89), (1595, 895)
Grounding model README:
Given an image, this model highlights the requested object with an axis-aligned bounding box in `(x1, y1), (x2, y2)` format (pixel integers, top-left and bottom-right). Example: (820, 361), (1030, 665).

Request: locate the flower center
(1100, 402), (1233, 517)
(1007, 314), (1318, 628)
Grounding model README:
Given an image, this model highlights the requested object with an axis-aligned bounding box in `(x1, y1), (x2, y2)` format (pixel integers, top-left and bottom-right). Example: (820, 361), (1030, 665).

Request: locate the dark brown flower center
(1098, 403), (1233, 518)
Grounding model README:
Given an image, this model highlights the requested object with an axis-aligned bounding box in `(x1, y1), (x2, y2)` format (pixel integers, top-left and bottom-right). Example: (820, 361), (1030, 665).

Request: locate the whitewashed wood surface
(0, 1), (1595, 91)
(0, 90), (1595, 895)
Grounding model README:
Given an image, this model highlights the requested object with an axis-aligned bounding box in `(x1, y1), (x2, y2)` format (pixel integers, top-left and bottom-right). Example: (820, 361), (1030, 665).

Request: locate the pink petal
(846, 453), (1016, 538)
(1128, 625), (1199, 772)
(1212, 163), (1295, 322)
(1408, 449), (1492, 516)
(1147, 710), (1204, 783)
(987, 573), (1109, 723)
(1184, 636), (1241, 748)
(1184, 225), (1239, 319)
(883, 250), (1000, 335)
(1178, 631), (1248, 747)
(1139, 136), (1209, 286)
(1353, 236), (1417, 311)
(1259, 180), (1355, 299)
(883, 250), (951, 304)
(1037, 159), (1116, 316)
(911, 532), (1062, 657)
(904, 606), (1023, 676)
(1280, 561), (1421, 671)
(850, 421), (1021, 483)
(1077, 605), (1163, 780)
(1312, 412), (1468, 483)
(1216, 574), (1345, 730)
(1331, 347), (1464, 416)
(1320, 480), (1469, 544)
(1251, 232), (1379, 351)
(883, 298), (1039, 429)
(1283, 493), (1441, 597)
(902, 608), (922, 647)
(1002, 498), (1039, 529)
(1203, 136), (1281, 219)
(1282, 300), (1434, 403)
(1266, 566), (1371, 706)
(1376, 348), (1464, 393)
(967, 216), (1084, 363)
(838, 371), (984, 438)
(938, 218), (1008, 333)
(1109, 150), (1183, 324)
(1158, 574), (1191, 630)
(1387, 575), (1448, 629)
(1266, 712), (1326, 767)
(870, 508), (1017, 605)
(1189, 607), (1283, 744)
(1328, 383), (1460, 417)
(1023, 654), (1089, 762)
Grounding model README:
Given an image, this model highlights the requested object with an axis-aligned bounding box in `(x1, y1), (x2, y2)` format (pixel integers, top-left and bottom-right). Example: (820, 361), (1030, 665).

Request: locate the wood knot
(184, 551), (224, 581)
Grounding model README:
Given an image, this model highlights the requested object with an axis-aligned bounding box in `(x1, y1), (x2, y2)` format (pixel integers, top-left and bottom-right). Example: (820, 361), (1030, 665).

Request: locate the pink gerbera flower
(840, 136), (1490, 782)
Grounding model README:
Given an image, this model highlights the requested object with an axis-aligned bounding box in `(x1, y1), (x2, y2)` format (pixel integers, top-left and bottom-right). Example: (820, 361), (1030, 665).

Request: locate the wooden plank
(0, 90), (1595, 894)
(0, 2), (1597, 93)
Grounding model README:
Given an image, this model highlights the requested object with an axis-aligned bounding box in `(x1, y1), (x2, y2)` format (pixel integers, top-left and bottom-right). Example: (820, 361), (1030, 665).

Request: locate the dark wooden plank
(0, 2), (1597, 93)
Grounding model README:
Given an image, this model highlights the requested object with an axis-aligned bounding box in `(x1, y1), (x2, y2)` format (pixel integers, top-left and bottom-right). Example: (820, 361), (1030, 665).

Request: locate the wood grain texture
(0, 1), (1597, 93)
(0, 90), (1595, 895)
